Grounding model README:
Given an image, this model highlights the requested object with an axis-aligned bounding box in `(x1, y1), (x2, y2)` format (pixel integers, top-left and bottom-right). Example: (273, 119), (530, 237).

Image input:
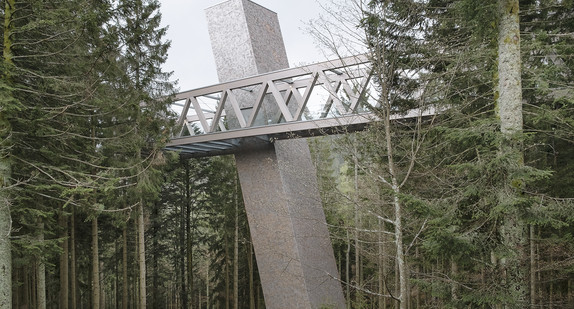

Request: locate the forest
(0, 0), (573, 308)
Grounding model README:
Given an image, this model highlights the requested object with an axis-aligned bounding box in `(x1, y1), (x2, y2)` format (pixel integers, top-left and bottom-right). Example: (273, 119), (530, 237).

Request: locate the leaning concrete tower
(205, 1), (346, 308)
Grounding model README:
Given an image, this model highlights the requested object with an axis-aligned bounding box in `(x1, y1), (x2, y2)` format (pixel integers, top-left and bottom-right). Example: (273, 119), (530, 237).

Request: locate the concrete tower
(205, 1), (345, 308)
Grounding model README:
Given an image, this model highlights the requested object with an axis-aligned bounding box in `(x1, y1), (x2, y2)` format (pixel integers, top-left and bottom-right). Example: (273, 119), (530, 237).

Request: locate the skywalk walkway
(166, 54), (434, 157)
(166, 55), (376, 156)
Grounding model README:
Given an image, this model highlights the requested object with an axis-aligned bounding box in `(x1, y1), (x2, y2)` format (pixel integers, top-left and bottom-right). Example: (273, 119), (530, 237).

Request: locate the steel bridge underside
(166, 113), (375, 157)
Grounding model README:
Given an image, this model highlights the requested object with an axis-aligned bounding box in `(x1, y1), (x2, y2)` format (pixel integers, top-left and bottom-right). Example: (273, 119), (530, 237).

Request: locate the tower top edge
(205, 0), (278, 15)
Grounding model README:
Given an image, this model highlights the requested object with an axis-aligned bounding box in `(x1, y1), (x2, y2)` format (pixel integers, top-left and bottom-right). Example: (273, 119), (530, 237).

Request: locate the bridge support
(235, 140), (344, 308)
(206, 1), (345, 308)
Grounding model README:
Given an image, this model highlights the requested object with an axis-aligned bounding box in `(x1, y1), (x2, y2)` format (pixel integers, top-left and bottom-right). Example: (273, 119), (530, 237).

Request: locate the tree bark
(346, 230), (351, 309)
(151, 200), (159, 309)
(383, 81), (407, 309)
(36, 223), (46, 309)
(138, 202), (147, 309)
(0, 162), (11, 309)
(206, 256), (210, 309)
(184, 160), (191, 309)
(0, 0), (14, 308)
(59, 208), (69, 309)
(70, 209), (77, 309)
(92, 217), (100, 309)
(353, 149), (362, 304)
(179, 191), (187, 309)
(378, 219), (386, 309)
(497, 0), (527, 307)
(100, 260), (105, 307)
(530, 225), (536, 308)
(122, 226), (128, 309)
(497, 0), (523, 136)
(233, 183), (239, 309)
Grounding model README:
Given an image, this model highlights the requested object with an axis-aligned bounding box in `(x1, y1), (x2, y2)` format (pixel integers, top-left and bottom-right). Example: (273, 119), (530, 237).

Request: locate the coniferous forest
(1, 0), (573, 308)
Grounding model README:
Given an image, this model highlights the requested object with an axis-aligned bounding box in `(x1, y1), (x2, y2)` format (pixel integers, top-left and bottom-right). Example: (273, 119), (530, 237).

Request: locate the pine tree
(0, 1), (16, 307)
(114, 0), (174, 306)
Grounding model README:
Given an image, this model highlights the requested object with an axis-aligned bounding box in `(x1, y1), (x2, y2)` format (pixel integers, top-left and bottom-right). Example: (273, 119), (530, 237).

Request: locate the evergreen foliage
(1, 0), (572, 308)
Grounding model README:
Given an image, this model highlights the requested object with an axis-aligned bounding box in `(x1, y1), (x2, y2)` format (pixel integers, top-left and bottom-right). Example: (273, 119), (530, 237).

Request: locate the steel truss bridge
(166, 55), (433, 157)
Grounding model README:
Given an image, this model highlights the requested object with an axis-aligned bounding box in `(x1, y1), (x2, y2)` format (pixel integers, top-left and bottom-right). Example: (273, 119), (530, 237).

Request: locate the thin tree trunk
(233, 182), (239, 309)
(37, 223), (46, 309)
(353, 149), (361, 305)
(115, 239), (119, 309)
(549, 251), (554, 309)
(30, 265), (36, 309)
(100, 260), (105, 307)
(530, 224), (536, 308)
(122, 226), (128, 309)
(92, 216), (100, 309)
(180, 181), (187, 309)
(184, 160), (192, 309)
(138, 202), (147, 309)
(134, 225), (139, 309)
(70, 209), (77, 309)
(206, 255), (210, 309)
(151, 201), (159, 309)
(0, 0), (15, 308)
(415, 247), (420, 308)
(383, 84), (407, 309)
(60, 208), (69, 309)
(346, 229), (351, 309)
(378, 219), (385, 309)
(26, 267), (32, 308)
(568, 277), (572, 306)
(0, 164), (11, 309)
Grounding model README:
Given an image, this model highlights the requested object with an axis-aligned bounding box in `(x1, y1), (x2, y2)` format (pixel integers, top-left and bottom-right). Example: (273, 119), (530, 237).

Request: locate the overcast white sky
(159, 0), (331, 92)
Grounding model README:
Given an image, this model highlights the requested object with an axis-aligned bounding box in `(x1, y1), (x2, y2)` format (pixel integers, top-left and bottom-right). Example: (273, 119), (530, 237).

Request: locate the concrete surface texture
(205, 1), (346, 308)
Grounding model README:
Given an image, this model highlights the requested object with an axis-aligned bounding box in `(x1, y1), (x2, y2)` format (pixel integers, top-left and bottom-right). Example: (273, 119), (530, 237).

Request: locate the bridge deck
(166, 55), (378, 156)
(166, 55), (435, 157)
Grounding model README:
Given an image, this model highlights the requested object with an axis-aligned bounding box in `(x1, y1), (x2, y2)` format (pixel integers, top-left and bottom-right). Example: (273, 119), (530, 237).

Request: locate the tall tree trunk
(122, 226), (128, 309)
(134, 224), (139, 308)
(70, 209), (77, 309)
(383, 83), (407, 309)
(497, 0), (527, 307)
(346, 230), (351, 309)
(206, 255), (210, 309)
(59, 208), (69, 309)
(568, 277), (572, 306)
(184, 160), (191, 309)
(0, 165), (11, 309)
(0, 1), (14, 308)
(115, 239), (119, 309)
(151, 201), (159, 309)
(353, 149), (362, 304)
(530, 224), (536, 308)
(36, 223), (46, 309)
(138, 202), (147, 309)
(30, 265), (36, 309)
(233, 182), (239, 309)
(179, 188), (187, 309)
(92, 216), (100, 309)
(100, 260), (105, 307)
(378, 219), (386, 309)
